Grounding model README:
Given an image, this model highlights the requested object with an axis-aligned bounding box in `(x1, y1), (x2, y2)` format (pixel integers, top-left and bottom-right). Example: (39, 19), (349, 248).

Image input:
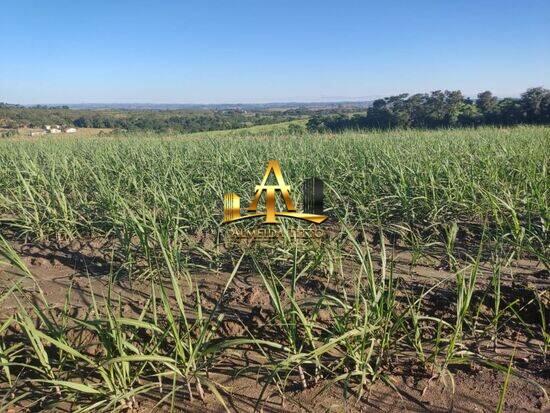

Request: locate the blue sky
(1, 0), (549, 104)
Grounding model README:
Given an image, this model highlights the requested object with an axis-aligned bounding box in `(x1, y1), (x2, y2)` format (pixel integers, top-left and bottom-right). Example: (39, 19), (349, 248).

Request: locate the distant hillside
(53, 101), (373, 111)
(186, 119), (308, 137)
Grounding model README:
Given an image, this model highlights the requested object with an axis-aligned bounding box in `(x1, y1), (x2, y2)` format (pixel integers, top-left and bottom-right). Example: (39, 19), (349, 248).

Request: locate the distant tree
(498, 98), (523, 125)
(458, 103), (482, 126)
(288, 123), (305, 135)
(521, 87), (550, 123)
(306, 116), (327, 132)
(74, 116), (92, 128)
(444, 90), (465, 126)
(476, 91), (498, 113)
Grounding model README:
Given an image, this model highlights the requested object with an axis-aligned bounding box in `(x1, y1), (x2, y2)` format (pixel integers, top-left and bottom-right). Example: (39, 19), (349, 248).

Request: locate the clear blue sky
(1, 0), (549, 104)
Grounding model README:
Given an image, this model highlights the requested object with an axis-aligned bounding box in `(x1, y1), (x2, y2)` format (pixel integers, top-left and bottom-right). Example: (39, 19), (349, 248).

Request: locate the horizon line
(6, 92), (528, 107)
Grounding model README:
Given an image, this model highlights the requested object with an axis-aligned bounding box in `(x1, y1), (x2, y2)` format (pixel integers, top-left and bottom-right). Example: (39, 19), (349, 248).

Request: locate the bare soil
(1, 238), (548, 412)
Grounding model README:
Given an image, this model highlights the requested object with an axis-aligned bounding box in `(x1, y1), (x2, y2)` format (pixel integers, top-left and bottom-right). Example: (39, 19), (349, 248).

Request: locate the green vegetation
(308, 87), (550, 132)
(187, 119), (307, 137)
(0, 104), (307, 133)
(0, 126), (548, 411)
(5, 86), (548, 137)
(0, 126), (546, 258)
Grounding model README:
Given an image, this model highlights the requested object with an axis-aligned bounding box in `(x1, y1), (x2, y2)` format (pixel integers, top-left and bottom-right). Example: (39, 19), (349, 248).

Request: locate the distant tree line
(3, 88), (549, 134)
(307, 87), (550, 132)
(0, 105), (299, 133)
(70, 111), (289, 132)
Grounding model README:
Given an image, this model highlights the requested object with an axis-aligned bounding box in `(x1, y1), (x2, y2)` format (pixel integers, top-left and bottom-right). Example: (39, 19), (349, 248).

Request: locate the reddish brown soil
(0, 239), (548, 412)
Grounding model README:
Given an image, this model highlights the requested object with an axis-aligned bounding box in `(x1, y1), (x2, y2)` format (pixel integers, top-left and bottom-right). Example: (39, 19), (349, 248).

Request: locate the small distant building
(44, 125), (51, 130)
(64, 128), (77, 133)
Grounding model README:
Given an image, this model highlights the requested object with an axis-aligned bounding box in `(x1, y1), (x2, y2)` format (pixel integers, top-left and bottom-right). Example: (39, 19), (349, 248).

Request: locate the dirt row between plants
(0, 239), (548, 412)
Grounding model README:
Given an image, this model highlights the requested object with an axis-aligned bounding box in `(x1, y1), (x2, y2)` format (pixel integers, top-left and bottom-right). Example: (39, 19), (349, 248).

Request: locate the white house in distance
(38, 125), (77, 135)
(44, 124), (61, 133)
